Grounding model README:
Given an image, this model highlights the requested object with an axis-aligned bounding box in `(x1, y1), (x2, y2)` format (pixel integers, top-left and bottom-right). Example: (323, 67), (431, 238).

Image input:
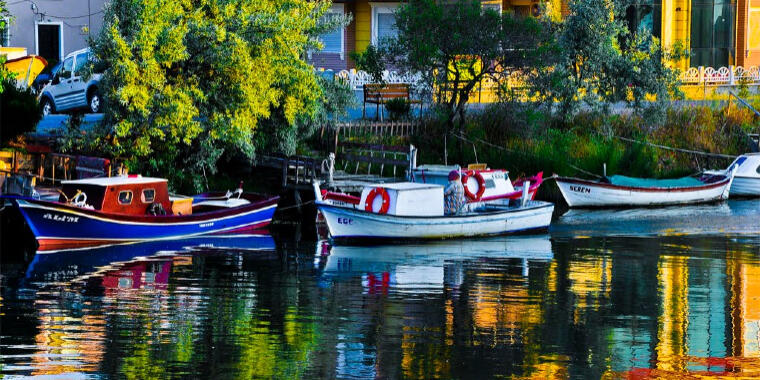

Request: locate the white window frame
(370, 2), (399, 46)
(310, 4), (345, 60)
(482, 2), (502, 13)
(34, 21), (64, 61)
(325, 4), (345, 59)
(0, 17), (10, 47)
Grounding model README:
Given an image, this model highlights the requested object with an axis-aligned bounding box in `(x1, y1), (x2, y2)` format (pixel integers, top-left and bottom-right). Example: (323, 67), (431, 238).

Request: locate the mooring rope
(610, 135), (737, 159)
(451, 132), (603, 178)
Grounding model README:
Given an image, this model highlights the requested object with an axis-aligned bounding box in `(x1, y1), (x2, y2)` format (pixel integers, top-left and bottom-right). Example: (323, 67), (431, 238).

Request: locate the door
(37, 24), (61, 67)
(70, 52), (90, 108)
(50, 56), (74, 111)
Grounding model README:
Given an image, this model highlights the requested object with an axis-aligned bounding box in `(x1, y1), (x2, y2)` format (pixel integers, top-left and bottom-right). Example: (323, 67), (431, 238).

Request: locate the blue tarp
(605, 175), (704, 188)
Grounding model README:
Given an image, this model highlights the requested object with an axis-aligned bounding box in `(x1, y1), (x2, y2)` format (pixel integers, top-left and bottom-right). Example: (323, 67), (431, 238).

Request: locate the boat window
(142, 189), (155, 203)
(484, 179), (496, 188)
(118, 190), (133, 205)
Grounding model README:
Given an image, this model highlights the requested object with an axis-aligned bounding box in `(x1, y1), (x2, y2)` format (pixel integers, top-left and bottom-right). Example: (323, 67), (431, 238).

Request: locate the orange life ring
(365, 187), (390, 214)
(462, 171), (486, 200)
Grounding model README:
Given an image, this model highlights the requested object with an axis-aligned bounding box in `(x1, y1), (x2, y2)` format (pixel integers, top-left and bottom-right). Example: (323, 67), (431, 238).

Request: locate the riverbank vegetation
(412, 102), (758, 181)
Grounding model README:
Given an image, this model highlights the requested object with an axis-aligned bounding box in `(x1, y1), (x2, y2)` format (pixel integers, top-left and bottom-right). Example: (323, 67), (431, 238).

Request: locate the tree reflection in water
(2, 233), (760, 378)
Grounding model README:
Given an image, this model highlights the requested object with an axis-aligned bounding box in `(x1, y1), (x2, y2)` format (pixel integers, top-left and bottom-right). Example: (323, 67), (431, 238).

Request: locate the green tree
(0, 0), (12, 93)
(390, 0), (548, 131)
(88, 0), (347, 191)
(530, 0), (684, 118)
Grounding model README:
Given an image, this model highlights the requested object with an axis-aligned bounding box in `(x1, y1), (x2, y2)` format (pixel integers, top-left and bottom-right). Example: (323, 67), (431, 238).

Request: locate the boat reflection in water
(319, 235), (553, 294)
(3, 234), (277, 378)
(9, 219), (760, 378)
(24, 233), (277, 285)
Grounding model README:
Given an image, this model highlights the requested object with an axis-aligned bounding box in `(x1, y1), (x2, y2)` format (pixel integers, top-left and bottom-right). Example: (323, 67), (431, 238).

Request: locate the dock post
(408, 145), (417, 181)
(327, 153), (335, 186)
(281, 159), (288, 188)
(521, 180), (530, 207)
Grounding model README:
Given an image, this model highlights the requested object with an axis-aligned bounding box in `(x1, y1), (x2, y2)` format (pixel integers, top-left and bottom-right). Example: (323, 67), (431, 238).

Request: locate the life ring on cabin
(364, 187), (390, 214)
(461, 171), (486, 200)
(72, 191), (88, 207)
(147, 202), (167, 216)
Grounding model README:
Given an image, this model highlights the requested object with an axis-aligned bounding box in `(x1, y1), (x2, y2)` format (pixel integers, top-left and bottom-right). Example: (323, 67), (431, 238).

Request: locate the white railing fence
(326, 66), (760, 90)
(335, 69), (424, 91)
(679, 65), (760, 85)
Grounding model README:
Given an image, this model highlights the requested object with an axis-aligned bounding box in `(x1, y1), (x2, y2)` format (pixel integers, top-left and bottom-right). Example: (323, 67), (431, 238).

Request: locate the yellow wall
(660, 0), (692, 69)
(355, 1), (372, 54)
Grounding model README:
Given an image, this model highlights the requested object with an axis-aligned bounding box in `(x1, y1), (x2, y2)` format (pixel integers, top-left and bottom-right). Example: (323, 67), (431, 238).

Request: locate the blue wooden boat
(4, 175), (279, 251)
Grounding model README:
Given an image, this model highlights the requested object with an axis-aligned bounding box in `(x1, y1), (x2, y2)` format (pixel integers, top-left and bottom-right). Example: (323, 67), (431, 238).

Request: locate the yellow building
(309, 0), (760, 71)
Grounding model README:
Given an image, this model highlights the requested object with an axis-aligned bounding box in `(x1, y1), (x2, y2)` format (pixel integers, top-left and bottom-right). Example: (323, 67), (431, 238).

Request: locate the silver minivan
(39, 48), (103, 116)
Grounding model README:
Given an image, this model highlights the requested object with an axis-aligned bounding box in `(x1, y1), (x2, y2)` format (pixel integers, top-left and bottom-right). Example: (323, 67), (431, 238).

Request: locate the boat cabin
(412, 164), (515, 199)
(360, 182), (444, 216)
(58, 176), (190, 215)
(730, 154), (760, 178)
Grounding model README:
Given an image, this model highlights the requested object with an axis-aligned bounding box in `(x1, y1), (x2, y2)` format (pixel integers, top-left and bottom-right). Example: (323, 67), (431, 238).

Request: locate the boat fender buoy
(72, 190), (88, 207)
(462, 171), (486, 201)
(364, 187), (390, 214)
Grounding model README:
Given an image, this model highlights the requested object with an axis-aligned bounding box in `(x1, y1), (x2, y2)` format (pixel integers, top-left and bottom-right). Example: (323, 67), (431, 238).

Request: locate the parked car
(39, 48), (103, 116)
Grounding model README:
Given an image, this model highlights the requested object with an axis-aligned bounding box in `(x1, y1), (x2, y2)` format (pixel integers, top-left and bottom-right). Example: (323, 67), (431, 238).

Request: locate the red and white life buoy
(365, 187), (390, 214)
(461, 171), (486, 201)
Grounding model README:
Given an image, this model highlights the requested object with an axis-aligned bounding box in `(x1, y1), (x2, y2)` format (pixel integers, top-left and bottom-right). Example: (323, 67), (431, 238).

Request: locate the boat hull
(10, 197), (278, 251)
(729, 176), (760, 197)
(555, 177), (732, 207)
(317, 201), (554, 241)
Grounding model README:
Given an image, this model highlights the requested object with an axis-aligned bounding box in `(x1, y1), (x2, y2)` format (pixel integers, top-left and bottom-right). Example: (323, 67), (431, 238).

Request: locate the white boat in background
(704, 154), (760, 197)
(411, 164), (544, 203)
(314, 181), (554, 242)
(555, 165), (736, 208)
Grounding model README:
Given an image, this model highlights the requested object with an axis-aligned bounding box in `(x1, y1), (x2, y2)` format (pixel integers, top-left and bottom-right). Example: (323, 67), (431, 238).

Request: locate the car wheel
(88, 91), (102, 113)
(40, 98), (54, 117)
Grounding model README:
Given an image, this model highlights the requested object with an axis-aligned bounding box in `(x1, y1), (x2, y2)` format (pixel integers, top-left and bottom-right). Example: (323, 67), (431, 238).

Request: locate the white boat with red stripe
(555, 164), (737, 207)
(314, 181), (554, 242)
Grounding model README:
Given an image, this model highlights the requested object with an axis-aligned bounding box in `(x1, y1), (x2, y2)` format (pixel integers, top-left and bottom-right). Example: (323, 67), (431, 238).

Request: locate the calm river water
(3, 200), (760, 379)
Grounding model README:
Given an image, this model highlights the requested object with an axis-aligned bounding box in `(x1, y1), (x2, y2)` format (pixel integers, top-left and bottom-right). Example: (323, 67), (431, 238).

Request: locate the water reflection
(4, 220), (760, 378)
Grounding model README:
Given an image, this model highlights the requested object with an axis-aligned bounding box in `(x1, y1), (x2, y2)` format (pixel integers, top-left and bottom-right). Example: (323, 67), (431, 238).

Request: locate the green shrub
(1, 79), (43, 146)
(385, 98), (411, 120)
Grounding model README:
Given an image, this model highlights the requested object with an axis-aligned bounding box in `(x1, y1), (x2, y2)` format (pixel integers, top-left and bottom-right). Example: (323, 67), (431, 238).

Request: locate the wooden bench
(363, 83), (422, 121)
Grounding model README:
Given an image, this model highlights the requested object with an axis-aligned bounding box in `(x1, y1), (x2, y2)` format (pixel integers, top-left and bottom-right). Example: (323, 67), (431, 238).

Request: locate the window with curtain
(319, 8), (343, 54)
(376, 12), (398, 43)
(690, 0), (735, 67)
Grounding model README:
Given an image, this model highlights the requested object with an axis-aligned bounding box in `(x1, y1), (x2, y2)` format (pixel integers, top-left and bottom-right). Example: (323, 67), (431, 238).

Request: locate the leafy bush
(350, 45), (386, 84)
(1, 79), (43, 146)
(385, 98), (411, 120)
